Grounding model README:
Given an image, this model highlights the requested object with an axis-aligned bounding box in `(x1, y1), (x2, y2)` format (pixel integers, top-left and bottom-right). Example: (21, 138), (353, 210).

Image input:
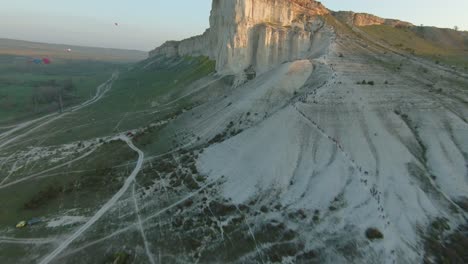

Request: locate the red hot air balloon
(42, 58), (51, 64)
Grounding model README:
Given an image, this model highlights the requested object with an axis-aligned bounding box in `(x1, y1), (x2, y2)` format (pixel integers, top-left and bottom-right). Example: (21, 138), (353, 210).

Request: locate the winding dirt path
(38, 136), (144, 264)
(0, 72), (118, 150)
(132, 183), (156, 264)
(0, 236), (57, 245)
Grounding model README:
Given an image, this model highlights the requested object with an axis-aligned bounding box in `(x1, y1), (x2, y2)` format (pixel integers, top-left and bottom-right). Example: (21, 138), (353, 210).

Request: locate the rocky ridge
(333, 11), (413, 27)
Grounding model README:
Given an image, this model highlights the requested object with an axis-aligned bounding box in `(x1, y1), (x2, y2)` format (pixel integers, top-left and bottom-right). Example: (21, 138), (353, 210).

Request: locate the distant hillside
(0, 38), (147, 63)
(332, 12), (468, 68)
(358, 25), (468, 68)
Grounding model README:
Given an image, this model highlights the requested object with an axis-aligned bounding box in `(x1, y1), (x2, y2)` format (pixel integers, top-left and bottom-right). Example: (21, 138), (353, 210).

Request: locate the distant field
(0, 55), (117, 124)
(23, 56), (217, 148)
(0, 38), (147, 63)
(0, 39), (149, 124)
(360, 25), (468, 68)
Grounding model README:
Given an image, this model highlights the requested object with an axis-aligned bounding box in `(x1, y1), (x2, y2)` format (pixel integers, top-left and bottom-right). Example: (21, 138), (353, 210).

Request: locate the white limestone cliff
(149, 0), (329, 74)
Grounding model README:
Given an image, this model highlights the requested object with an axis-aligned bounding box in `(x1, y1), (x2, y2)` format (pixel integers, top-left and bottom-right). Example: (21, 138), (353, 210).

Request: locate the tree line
(32, 79), (76, 113)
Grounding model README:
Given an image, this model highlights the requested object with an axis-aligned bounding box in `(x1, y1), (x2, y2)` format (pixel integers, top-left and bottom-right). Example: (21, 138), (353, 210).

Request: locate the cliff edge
(150, 0), (329, 74)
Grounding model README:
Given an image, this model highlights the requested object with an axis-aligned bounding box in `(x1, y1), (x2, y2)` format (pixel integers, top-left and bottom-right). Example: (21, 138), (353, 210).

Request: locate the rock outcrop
(333, 11), (413, 27)
(150, 0), (329, 74)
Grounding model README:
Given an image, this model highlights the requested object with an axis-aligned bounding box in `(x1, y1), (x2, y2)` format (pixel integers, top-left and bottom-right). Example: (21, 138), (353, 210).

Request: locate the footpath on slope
(38, 135), (144, 264)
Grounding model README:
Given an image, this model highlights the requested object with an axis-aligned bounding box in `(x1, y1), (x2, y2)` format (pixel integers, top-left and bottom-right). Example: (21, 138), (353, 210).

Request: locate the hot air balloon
(66, 48), (72, 52)
(114, 22), (119, 26)
(42, 58), (51, 64)
(33, 58), (42, 64)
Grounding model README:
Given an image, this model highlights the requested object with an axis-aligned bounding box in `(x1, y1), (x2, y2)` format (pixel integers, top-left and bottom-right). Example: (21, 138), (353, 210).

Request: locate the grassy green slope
(360, 25), (468, 68)
(8, 56), (216, 149)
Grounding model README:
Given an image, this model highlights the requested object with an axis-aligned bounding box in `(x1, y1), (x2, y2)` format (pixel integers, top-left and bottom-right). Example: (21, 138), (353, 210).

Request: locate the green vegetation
(0, 54), (117, 123)
(356, 80), (375, 85)
(0, 140), (136, 227)
(423, 218), (468, 264)
(16, 55), (216, 148)
(360, 25), (468, 67)
(106, 251), (131, 264)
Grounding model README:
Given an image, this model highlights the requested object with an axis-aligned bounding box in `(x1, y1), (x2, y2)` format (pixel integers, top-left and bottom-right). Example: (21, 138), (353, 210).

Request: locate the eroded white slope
(194, 35), (468, 263)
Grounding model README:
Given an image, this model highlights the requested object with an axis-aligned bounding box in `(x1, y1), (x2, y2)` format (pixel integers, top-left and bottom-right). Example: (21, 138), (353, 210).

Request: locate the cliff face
(150, 0), (329, 74)
(333, 11), (413, 27)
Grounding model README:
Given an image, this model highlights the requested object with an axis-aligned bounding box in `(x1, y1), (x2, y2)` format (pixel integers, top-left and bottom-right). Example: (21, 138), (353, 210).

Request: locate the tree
(30, 78), (80, 113)
(32, 85), (55, 112)
(454, 26), (459, 31)
(57, 85), (64, 113)
(31, 80), (64, 113)
(63, 79), (75, 94)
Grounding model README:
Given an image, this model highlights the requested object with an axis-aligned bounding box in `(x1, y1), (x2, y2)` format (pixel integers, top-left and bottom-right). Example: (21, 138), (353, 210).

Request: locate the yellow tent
(16, 221), (27, 228)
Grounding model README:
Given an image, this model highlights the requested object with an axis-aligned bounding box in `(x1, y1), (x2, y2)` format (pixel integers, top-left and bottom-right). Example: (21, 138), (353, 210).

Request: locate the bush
(367, 81), (375, 85)
(208, 132), (227, 144)
(111, 252), (130, 264)
(24, 185), (62, 210)
(155, 160), (176, 173)
(366, 228), (384, 240)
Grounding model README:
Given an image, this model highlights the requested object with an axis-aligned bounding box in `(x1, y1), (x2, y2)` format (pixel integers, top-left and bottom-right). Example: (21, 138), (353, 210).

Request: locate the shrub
(297, 250), (318, 263)
(208, 201), (236, 216)
(189, 164), (198, 174)
(24, 185), (62, 210)
(367, 81), (375, 85)
(313, 214), (320, 223)
(366, 228), (384, 240)
(112, 252), (130, 264)
(208, 132), (227, 144)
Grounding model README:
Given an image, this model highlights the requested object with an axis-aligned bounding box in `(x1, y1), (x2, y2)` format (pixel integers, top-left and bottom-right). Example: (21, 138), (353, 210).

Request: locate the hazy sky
(0, 0), (466, 51)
